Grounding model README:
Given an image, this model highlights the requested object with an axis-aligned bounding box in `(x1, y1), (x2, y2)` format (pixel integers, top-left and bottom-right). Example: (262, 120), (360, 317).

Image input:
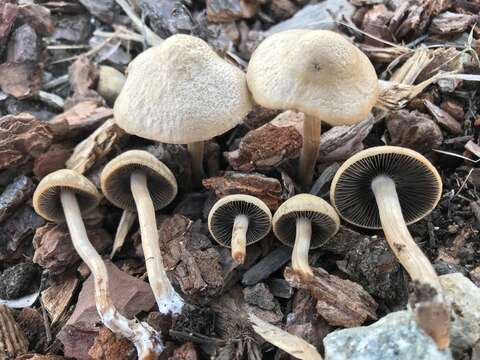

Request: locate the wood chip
(424, 99), (462, 135)
(242, 246), (291, 286)
(41, 275), (79, 325)
(285, 266), (378, 327)
(66, 119), (123, 174)
(0, 304), (28, 358)
(249, 313), (322, 360)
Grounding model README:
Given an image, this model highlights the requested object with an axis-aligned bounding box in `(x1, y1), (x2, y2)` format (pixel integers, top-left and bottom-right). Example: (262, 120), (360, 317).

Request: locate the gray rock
(266, 0), (355, 35)
(323, 311), (452, 360)
(440, 273), (480, 358)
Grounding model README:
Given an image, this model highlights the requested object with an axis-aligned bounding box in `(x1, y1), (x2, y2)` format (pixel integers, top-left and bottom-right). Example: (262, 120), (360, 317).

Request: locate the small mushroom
(208, 194), (272, 264)
(33, 169), (163, 359)
(247, 30), (378, 189)
(330, 146), (449, 349)
(272, 194), (339, 279)
(96, 65), (126, 104)
(114, 34), (252, 186)
(100, 150), (183, 315)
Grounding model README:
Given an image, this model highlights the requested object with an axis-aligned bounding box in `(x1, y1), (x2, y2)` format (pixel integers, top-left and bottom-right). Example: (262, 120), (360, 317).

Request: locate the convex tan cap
(101, 150), (177, 212)
(208, 194), (272, 247)
(330, 146), (442, 229)
(34, 169), (101, 222)
(114, 34), (252, 144)
(273, 194), (339, 248)
(247, 29), (378, 125)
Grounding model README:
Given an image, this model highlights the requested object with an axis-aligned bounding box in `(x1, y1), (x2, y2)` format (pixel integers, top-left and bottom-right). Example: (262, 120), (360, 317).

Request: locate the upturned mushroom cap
(247, 29), (378, 125)
(272, 194), (339, 248)
(33, 169), (101, 222)
(101, 150), (177, 212)
(114, 34), (252, 144)
(208, 194), (272, 247)
(330, 146), (442, 229)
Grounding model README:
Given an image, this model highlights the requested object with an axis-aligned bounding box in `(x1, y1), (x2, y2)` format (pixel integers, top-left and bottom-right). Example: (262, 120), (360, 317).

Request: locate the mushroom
(114, 34), (252, 186)
(208, 194), (272, 264)
(272, 194), (339, 279)
(330, 146), (449, 349)
(33, 169), (163, 359)
(246, 29), (378, 189)
(100, 150), (183, 315)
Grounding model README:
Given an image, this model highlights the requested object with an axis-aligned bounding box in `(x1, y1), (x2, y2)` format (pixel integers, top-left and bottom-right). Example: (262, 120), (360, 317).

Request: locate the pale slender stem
(292, 218), (313, 279)
(231, 214), (249, 264)
(60, 191), (163, 359)
(372, 175), (449, 349)
(187, 141), (205, 188)
(131, 171), (184, 315)
(298, 115), (321, 190)
(110, 210), (136, 258)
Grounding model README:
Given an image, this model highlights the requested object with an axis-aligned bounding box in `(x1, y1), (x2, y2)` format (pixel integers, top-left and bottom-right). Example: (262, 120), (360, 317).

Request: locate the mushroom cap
(33, 169), (101, 223)
(246, 29), (378, 125)
(272, 194), (339, 249)
(114, 34), (252, 144)
(208, 194), (272, 248)
(330, 146), (442, 229)
(100, 150), (177, 212)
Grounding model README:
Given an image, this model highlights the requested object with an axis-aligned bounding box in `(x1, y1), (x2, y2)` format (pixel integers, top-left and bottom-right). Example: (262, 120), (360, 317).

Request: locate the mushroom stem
(371, 175), (449, 349)
(60, 190), (163, 359)
(292, 217), (313, 279)
(111, 210), (136, 258)
(130, 171), (184, 315)
(231, 214), (249, 264)
(298, 114), (321, 190)
(187, 141), (204, 188)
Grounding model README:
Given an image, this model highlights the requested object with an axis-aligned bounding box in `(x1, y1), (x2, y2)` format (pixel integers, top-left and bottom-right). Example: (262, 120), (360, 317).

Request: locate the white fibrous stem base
(231, 214), (249, 264)
(292, 217), (313, 279)
(131, 171), (184, 316)
(60, 190), (163, 359)
(371, 175), (449, 350)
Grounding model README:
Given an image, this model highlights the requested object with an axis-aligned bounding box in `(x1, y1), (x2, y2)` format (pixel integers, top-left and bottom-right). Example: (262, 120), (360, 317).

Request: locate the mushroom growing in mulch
(113, 34), (252, 186)
(208, 194), (272, 264)
(101, 150), (183, 315)
(33, 169), (163, 359)
(330, 145), (449, 349)
(247, 29), (378, 189)
(272, 194), (339, 279)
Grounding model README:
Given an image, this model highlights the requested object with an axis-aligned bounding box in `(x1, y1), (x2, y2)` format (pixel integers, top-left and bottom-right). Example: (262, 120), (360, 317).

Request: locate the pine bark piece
(284, 267), (378, 328)
(224, 110), (303, 172)
(49, 101), (113, 138)
(424, 99), (462, 135)
(206, 0), (257, 23)
(156, 215), (224, 299)
(0, 304), (28, 358)
(0, 176), (34, 224)
(386, 110), (443, 153)
(66, 119), (123, 174)
(0, 62), (42, 99)
(41, 275), (79, 325)
(0, 113), (53, 171)
(88, 327), (134, 360)
(430, 11), (477, 35)
(203, 171), (284, 211)
(169, 342), (198, 360)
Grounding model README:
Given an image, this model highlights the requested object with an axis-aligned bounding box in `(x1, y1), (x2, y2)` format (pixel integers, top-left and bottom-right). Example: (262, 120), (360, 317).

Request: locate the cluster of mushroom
(31, 28), (450, 359)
